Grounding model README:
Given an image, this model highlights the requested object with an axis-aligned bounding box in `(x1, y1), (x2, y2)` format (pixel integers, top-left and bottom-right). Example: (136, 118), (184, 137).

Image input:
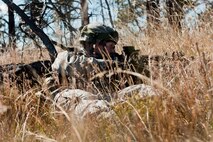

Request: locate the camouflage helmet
(79, 23), (119, 44)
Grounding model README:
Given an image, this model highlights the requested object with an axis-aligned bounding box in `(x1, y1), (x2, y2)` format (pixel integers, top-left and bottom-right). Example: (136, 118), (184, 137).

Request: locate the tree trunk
(127, 0), (142, 31)
(105, 0), (114, 28)
(100, 0), (105, 24)
(146, 0), (160, 29)
(81, 0), (89, 26)
(2, 0), (57, 62)
(8, 0), (16, 49)
(166, 0), (184, 30)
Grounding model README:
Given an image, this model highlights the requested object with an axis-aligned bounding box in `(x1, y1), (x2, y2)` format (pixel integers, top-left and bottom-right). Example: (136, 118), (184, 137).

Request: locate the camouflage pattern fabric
(40, 78), (158, 119)
(52, 48), (109, 76)
(117, 84), (158, 99)
(51, 48), (120, 92)
(53, 89), (110, 119)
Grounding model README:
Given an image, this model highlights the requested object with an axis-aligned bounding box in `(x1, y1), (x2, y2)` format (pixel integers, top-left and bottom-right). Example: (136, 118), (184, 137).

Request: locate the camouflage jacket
(51, 48), (125, 93)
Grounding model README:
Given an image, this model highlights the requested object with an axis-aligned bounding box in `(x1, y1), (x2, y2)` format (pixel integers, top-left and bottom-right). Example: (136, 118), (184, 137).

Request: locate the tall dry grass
(0, 17), (213, 141)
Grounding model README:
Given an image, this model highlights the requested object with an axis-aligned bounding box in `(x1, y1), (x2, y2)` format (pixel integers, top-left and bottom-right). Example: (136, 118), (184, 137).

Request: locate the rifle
(122, 46), (191, 78)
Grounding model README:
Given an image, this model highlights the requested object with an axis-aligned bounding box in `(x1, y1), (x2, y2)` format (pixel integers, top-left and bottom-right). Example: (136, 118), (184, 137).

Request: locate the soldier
(45, 23), (122, 118)
(44, 23), (158, 119)
(52, 23), (124, 93)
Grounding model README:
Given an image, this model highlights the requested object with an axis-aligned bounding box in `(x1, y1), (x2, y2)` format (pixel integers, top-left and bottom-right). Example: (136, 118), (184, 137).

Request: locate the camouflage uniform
(49, 24), (122, 118)
(52, 48), (116, 91)
(48, 23), (158, 119)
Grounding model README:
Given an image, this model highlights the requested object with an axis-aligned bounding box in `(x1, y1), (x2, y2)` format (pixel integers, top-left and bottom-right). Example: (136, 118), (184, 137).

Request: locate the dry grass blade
(35, 92), (71, 122)
(35, 92), (83, 142)
(21, 111), (30, 142)
(26, 131), (57, 142)
(124, 100), (153, 139)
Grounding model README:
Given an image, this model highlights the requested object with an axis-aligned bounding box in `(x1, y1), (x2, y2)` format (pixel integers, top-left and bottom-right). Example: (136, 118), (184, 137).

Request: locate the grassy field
(0, 23), (213, 142)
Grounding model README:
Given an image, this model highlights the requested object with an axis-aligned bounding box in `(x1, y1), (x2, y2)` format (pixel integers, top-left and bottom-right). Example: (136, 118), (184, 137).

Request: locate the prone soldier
(45, 23), (193, 118)
(47, 23), (159, 118)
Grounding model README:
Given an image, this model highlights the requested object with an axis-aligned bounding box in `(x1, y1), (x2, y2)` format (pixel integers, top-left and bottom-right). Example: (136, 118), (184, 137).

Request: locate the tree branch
(2, 0), (57, 62)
